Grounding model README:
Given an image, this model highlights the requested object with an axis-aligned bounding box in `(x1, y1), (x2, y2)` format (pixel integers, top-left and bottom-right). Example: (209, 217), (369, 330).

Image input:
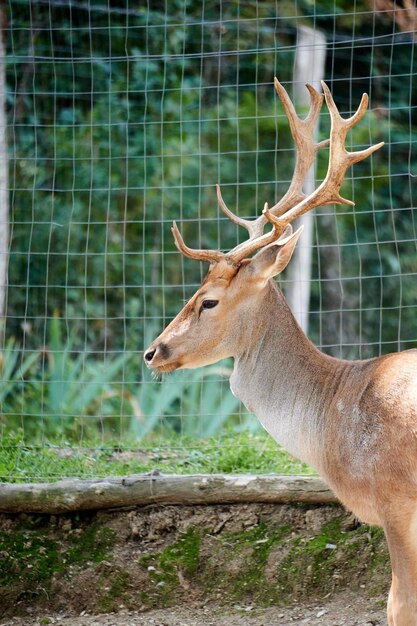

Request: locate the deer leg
(387, 583), (394, 626)
(386, 570), (417, 626)
(384, 516), (417, 626)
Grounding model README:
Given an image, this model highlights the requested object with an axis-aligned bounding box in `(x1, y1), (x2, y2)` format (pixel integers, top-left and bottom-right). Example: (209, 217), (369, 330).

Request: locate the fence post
(0, 5), (9, 337)
(285, 25), (326, 334)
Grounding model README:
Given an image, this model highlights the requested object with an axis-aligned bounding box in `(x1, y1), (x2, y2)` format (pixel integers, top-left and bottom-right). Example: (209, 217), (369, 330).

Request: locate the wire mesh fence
(2, 1), (416, 481)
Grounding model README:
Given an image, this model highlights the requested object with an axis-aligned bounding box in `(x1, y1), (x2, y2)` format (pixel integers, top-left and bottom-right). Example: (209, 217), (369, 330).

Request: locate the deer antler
(216, 78), (329, 241)
(171, 221), (225, 265)
(173, 79), (328, 265)
(171, 201), (287, 268)
(267, 82), (384, 233)
(172, 79), (384, 267)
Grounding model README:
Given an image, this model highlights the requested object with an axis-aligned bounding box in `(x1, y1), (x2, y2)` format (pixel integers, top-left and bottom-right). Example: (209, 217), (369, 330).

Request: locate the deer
(144, 78), (417, 626)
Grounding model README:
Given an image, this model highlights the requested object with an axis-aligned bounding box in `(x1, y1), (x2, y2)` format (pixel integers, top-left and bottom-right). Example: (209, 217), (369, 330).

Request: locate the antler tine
(267, 78), (329, 219)
(323, 83), (369, 132)
(263, 207), (303, 244)
(216, 184), (265, 240)
(274, 78), (321, 137)
(217, 79), (329, 252)
(319, 81), (384, 200)
(273, 82), (384, 228)
(227, 203), (284, 263)
(321, 82), (384, 174)
(221, 79), (330, 266)
(171, 221), (225, 265)
(304, 83), (326, 128)
(227, 204), (300, 264)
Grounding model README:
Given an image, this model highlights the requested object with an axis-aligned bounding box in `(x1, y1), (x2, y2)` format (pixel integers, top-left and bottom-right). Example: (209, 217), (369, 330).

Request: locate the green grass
(0, 431), (315, 483)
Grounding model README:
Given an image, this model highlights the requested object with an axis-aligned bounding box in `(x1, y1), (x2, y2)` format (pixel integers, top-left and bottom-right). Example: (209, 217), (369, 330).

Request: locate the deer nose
(144, 347), (156, 364)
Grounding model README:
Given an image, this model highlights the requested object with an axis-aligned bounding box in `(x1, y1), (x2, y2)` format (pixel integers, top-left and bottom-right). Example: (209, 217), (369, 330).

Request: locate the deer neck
(230, 281), (351, 472)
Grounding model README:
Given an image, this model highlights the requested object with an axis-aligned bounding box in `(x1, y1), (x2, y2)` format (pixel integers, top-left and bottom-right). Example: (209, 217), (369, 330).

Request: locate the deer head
(144, 79), (383, 373)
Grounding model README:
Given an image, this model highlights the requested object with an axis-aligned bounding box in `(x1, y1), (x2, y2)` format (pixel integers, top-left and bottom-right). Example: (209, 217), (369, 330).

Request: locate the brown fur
(145, 246), (417, 625)
(144, 79), (413, 625)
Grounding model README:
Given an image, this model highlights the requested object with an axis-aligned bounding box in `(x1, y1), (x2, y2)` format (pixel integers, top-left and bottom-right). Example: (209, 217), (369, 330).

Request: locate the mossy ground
(0, 514), (117, 608)
(198, 516), (388, 607)
(0, 503), (390, 618)
(138, 528), (203, 607)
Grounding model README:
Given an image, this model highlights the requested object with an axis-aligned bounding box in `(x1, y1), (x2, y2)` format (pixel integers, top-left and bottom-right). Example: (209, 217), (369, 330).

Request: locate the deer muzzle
(144, 341), (179, 372)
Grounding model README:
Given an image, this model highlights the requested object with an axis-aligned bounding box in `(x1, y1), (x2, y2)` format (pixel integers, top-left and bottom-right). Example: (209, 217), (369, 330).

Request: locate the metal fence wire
(2, 1), (416, 481)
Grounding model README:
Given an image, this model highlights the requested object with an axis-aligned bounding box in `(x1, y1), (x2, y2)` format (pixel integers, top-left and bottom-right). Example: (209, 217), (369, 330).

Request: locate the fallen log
(0, 473), (337, 514)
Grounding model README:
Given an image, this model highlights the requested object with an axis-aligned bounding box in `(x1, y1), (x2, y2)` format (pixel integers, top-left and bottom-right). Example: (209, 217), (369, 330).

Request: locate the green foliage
(43, 312), (129, 429)
(0, 315), (131, 439)
(0, 339), (39, 407)
(7, 2), (415, 355)
(136, 364), (244, 439)
(4, 1), (417, 453)
(6, 0), (296, 352)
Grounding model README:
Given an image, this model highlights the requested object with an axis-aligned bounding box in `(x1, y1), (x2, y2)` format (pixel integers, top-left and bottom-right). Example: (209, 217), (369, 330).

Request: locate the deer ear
(248, 225), (303, 284)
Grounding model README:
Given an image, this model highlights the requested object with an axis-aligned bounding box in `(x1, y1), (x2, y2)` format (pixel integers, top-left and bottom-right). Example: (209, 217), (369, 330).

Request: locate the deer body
(230, 278), (417, 529)
(144, 79), (417, 624)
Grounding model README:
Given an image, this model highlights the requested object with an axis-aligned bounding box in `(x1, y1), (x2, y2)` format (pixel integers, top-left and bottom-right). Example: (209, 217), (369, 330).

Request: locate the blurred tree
(4, 0), (416, 362)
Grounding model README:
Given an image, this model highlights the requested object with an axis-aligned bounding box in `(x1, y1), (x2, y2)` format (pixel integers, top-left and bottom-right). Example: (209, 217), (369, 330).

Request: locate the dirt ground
(0, 591), (387, 626)
(0, 503), (390, 625)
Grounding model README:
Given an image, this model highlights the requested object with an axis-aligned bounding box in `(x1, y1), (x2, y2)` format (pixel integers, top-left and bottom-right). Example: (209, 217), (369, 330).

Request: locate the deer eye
(201, 299), (219, 311)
